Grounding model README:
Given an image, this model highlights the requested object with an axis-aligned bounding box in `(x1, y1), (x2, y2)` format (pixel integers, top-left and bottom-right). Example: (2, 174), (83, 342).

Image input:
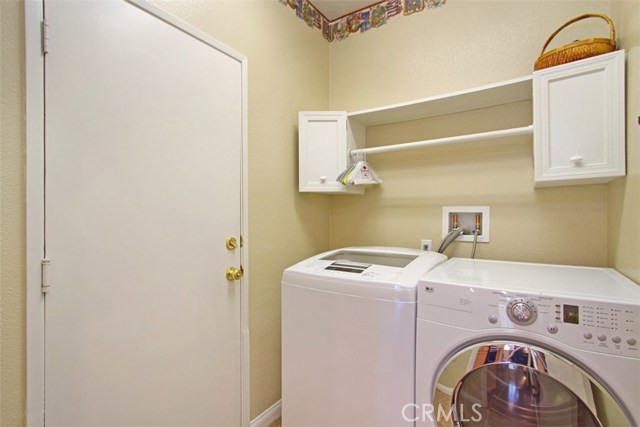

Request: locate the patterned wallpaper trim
(279, 0), (447, 42)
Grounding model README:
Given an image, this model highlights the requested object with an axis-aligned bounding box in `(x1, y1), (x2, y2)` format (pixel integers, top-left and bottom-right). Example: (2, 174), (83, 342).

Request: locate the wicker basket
(534, 14), (616, 71)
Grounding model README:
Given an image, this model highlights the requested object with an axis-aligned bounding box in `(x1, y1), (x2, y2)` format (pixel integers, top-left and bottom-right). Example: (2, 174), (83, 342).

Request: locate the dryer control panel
(503, 291), (638, 358)
(419, 283), (640, 359)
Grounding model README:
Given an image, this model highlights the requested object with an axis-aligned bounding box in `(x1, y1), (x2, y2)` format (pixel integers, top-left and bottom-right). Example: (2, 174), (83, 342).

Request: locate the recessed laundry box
(281, 247), (447, 427)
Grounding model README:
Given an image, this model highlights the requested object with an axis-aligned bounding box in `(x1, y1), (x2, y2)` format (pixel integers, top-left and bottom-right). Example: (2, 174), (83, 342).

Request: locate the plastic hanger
(336, 153), (382, 186)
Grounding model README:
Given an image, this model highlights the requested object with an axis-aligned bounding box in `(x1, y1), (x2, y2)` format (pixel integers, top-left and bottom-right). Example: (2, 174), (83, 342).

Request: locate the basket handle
(539, 14), (615, 57)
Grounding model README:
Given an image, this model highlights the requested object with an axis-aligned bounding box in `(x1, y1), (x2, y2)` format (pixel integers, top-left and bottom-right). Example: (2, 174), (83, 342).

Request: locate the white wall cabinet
(298, 111), (365, 194)
(533, 50), (626, 187)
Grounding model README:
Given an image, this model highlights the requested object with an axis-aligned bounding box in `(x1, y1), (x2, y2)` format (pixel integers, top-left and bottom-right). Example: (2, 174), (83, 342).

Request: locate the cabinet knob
(319, 176), (327, 183)
(569, 155), (584, 166)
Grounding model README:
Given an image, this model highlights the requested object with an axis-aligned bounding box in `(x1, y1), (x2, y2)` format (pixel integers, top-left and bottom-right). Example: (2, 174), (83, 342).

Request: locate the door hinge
(41, 19), (49, 55)
(41, 258), (51, 293)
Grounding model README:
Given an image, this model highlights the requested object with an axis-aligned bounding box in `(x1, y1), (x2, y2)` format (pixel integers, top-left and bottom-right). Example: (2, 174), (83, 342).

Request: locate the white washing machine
(282, 247), (447, 427)
(415, 258), (640, 427)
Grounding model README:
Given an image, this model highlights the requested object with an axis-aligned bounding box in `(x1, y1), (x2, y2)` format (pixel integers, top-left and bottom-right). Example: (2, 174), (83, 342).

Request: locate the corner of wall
(607, 0), (640, 283)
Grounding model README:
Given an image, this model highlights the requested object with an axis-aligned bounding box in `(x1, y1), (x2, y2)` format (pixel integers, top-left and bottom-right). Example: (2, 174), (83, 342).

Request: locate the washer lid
(421, 258), (639, 303)
(283, 247), (447, 301)
(320, 249), (420, 268)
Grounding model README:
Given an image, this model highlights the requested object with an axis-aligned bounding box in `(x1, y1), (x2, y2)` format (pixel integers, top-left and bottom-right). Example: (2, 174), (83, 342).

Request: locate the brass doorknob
(226, 266), (244, 281)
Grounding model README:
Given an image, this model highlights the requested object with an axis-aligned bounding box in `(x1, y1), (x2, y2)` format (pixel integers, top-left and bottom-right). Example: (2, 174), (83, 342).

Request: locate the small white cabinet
(533, 50), (626, 187)
(298, 111), (364, 194)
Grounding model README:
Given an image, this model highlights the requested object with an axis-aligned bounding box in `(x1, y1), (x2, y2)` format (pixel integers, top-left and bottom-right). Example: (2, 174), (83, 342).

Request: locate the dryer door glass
(433, 341), (630, 427)
(454, 363), (599, 426)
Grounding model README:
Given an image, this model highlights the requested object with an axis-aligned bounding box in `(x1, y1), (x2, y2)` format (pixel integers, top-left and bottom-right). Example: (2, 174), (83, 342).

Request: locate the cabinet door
(533, 51), (625, 187)
(299, 111), (364, 193)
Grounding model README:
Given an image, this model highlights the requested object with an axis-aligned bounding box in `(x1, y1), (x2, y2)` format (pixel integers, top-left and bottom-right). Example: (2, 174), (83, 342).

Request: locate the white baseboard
(250, 400), (282, 427)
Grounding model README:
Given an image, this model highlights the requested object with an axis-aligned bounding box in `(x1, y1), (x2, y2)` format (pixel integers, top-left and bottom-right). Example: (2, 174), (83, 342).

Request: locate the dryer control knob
(597, 334), (607, 342)
(488, 315), (498, 324)
(583, 332), (593, 340)
(612, 336), (621, 344)
(506, 299), (538, 326)
(627, 338), (637, 346)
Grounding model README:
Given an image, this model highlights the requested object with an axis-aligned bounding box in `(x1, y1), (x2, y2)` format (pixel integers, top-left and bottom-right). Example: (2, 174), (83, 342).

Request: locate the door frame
(24, 1), (250, 425)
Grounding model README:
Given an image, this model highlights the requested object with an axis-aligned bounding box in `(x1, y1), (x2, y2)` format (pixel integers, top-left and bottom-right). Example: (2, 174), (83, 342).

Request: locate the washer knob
(583, 332), (593, 340)
(612, 336), (622, 344)
(597, 334), (607, 342)
(488, 315), (498, 324)
(627, 338), (637, 346)
(547, 325), (558, 334)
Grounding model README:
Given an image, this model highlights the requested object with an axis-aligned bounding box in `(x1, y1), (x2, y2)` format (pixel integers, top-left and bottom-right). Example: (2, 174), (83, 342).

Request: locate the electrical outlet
(442, 206), (490, 243)
(420, 239), (433, 251)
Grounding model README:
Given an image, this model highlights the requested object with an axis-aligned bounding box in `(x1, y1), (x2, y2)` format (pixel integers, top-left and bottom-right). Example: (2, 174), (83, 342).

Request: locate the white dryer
(282, 247), (447, 427)
(415, 258), (640, 427)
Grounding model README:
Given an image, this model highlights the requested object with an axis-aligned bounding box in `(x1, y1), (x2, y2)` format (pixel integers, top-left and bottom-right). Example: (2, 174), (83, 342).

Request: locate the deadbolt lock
(226, 266), (244, 281)
(226, 237), (238, 250)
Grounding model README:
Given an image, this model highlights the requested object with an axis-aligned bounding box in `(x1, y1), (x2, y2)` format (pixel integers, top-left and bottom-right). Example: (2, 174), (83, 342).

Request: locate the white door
(43, 1), (245, 425)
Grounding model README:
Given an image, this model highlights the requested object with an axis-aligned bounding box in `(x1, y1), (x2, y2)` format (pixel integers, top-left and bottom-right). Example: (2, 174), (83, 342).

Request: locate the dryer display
(563, 304), (580, 324)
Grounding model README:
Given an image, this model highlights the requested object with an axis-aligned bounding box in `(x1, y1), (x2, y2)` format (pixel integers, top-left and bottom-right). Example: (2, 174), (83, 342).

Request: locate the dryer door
(433, 341), (630, 427)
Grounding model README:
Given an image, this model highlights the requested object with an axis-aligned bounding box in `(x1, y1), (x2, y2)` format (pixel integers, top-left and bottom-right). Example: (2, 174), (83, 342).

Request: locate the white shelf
(347, 75), (533, 127)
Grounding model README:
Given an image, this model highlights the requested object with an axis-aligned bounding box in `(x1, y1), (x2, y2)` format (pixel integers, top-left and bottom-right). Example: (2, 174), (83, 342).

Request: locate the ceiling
(309, 0), (384, 21)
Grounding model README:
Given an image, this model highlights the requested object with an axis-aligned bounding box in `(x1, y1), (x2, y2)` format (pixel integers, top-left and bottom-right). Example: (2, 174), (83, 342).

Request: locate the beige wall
(609, 0), (640, 283)
(329, 1), (614, 112)
(328, 1), (628, 268)
(1, 1), (26, 426)
(0, 1), (331, 424)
